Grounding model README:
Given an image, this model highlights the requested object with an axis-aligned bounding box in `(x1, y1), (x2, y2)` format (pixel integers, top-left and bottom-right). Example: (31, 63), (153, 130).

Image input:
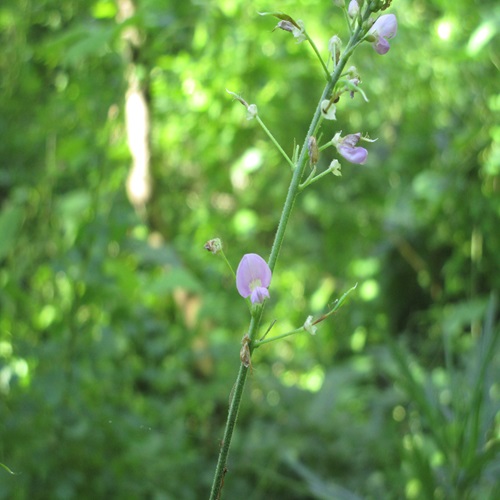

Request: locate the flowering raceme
(236, 253), (272, 304)
(368, 14), (397, 55)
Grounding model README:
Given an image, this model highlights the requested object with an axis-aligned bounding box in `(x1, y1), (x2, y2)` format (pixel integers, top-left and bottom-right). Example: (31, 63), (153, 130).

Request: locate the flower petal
(376, 14), (398, 39)
(250, 286), (270, 304)
(373, 38), (390, 55)
(369, 14), (397, 55)
(342, 133), (361, 148)
(321, 100), (337, 120)
(236, 253), (272, 299)
(339, 145), (368, 164)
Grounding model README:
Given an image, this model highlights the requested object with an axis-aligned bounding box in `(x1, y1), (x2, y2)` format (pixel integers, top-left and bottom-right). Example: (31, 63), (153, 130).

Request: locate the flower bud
(262, 11), (306, 43)
(275, 20), (295, 33)
(246, 104), (258, 120)
(274, 18), (306, 42)
(204, 238), (223, 254)
(348, 0), (360, 18)
(291, 19), (306, 43)
(328, 35), (342, 63)
(304, 316), (317, 335)
(329, 159), (342, 177)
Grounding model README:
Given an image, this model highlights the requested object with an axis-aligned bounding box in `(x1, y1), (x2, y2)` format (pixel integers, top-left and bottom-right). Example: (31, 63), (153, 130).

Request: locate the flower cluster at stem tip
(227, 6), (397, 303)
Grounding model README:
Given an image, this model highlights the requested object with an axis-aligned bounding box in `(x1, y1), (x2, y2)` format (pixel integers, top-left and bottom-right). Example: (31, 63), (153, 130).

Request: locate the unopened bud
(328, 35), (342, 63)
(273, 18), (305, 42)
(291, 19), (306, 43)
(348, 0), (360, 18)
(275, 20), (295, 33)
(329, 159), (342, 177)
(246, 104), (258, 120)
(304, 316), (317, 335)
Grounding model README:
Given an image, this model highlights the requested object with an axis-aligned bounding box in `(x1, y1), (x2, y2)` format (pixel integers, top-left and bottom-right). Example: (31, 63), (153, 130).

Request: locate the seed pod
(308, 136), (319, 166)
(240, 334), (252, 369)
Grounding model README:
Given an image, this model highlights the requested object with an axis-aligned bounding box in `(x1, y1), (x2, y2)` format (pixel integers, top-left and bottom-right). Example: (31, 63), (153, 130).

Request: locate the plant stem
(209, 315), (260, 500)
(254, 283), (358, 348)
(255, 115), (295, 170)
(254, 326), (305, 347)
(219, 249), (236, 281)
(304, 32), (331, 81)
(299, 165), (333, 190)
(209, 14), (369, 499)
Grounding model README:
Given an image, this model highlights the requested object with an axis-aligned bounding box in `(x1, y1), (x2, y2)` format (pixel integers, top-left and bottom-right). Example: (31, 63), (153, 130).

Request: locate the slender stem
(209, 316), (260, 500)
(209, 362), (248, 500)
(299, 164), (337, 190)
(255, 115), (295, 169)
(254, 283), (358, 348)
(254, 326), (305, 347)
(304, 32), (330, 81)
(219, 249), (236, 281)
(299, 166), (317, 190)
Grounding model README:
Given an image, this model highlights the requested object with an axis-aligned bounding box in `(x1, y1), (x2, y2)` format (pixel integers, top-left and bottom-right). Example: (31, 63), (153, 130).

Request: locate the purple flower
(236, 253), (272, 304)
(368, 14), (397, 55)
(332, 132), (368, 164)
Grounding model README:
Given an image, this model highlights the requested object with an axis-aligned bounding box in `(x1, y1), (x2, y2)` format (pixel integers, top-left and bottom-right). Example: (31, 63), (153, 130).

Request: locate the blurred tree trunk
(117, 0), (151, 215)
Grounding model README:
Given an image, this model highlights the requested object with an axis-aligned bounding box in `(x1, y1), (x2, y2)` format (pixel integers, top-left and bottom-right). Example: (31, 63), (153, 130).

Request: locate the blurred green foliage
(0, 0), (499, 498)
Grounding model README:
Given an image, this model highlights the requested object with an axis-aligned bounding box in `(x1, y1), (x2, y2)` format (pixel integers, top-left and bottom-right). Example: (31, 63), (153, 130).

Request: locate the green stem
(254, 326), (305, 347)
(304, 32), (330, 81)
(209, 315), (261, 500)
(209, 363), (248, 500)
(254, 283), (358, 347)
(219, 249), (236, 281)
(299, 165), (333, 190)
(209, 12), (370, 499)
(255, 115), (295, 170)
(299, 166), (317, 190)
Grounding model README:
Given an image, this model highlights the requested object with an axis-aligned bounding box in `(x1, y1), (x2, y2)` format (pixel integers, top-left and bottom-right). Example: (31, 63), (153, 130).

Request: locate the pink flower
(368, 14), (397, 55)
(236, 253), (272, 304)
(332, 132), (368, 164)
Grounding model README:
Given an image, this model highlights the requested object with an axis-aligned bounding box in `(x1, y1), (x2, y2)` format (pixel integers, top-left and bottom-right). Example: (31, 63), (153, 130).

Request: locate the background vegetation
(1, 0), (499, 498)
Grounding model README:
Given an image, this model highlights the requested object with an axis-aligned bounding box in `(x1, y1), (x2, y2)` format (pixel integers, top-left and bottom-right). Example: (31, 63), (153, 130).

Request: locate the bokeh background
(1, 0), (499, 498)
